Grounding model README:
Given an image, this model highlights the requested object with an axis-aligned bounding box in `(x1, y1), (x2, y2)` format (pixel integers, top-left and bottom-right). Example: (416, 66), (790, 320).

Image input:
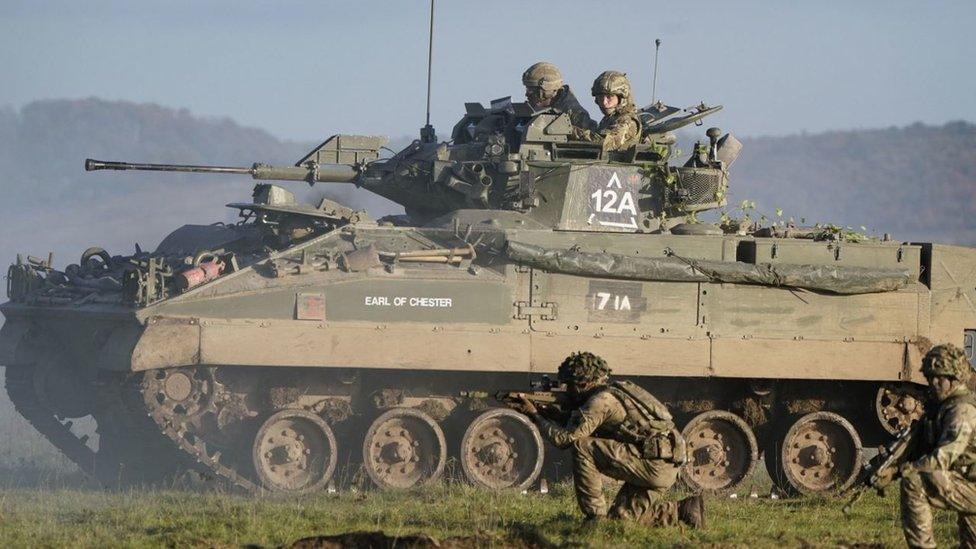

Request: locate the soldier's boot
(677, 495), (705, 529)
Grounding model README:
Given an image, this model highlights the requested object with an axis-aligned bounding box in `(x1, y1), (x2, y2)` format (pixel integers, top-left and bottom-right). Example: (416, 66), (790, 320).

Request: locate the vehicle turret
(86, 99), (739, 232)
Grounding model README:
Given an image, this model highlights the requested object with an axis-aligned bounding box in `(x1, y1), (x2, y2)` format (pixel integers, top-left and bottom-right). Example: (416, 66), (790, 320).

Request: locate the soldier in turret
(509, 352), (703, 527)
(900, 344), (976, 548)
(522, 62), (597, 131)
(572, 71), (642, 153)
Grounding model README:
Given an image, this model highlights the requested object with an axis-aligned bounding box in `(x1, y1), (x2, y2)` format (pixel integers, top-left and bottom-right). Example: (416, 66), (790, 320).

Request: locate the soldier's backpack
(608, 380), (687, 465)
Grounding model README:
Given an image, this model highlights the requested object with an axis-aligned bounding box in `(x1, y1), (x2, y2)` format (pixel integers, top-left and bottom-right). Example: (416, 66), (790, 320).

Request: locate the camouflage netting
(506, 241), (912, 295)
(558, 352), (612, 384)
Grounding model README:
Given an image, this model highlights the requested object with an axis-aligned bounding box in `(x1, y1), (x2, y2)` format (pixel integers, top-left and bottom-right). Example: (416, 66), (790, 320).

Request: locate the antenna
(420, 0), (437, 143)
(651, 38), (662, 105)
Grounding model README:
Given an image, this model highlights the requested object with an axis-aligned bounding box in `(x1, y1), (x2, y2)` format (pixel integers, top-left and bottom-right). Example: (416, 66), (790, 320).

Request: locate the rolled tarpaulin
(505, 241), (912, 294)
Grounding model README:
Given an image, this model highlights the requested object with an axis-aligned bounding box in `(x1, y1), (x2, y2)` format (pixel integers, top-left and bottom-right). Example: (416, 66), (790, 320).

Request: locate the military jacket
(551, 85), (597, 132)
(532, 381), (673, 450)
(572, 104), (642, 153)
(916, 386), (976, 473)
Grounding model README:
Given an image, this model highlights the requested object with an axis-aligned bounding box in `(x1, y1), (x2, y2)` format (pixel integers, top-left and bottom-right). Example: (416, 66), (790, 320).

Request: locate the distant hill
(0, 98), (399, 271)
(729, 121), (976, 244)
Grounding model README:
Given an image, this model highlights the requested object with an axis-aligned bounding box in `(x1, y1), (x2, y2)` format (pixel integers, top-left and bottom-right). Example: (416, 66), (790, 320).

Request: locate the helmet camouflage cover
(591, 70), (632, 102)
(558, 352), (612, 384)
(921, 343), (972, 382)
(522, 62), (564, 92)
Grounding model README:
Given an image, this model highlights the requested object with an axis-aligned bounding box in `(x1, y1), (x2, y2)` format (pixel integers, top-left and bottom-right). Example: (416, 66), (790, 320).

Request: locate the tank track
(137, 367), (260, 492)
(3, 365), (97, 475)
(93, 373), (199, 486)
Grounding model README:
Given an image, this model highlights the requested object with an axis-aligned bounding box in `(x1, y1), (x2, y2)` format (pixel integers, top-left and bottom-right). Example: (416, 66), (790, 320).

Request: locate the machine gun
(842, 426), (917, 515)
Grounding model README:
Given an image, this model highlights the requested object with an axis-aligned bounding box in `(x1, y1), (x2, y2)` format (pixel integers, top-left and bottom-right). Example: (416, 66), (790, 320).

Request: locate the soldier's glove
(872, 467), (897, 495)
(512, 396), (538, 417)
(571, 127), (594, 142)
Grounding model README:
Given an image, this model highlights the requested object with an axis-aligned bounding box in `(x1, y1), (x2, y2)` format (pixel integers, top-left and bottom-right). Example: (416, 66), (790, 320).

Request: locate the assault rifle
(461, 375), (571, 416)
(842, 426), (917, 515)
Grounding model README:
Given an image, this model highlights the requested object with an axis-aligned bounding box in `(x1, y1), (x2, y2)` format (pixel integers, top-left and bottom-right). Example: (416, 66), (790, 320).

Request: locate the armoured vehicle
(3, 96), (975, 497)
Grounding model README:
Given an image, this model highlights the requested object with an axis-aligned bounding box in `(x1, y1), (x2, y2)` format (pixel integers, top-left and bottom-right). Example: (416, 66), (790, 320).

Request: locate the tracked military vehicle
(3, 96), (974, 496)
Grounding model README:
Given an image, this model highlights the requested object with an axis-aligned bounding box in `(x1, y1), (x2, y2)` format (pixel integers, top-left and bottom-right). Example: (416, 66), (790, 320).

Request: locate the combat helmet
(558, 351), (612, 385)
(522, 62), (564, 108)
(522, 62), (564, 92)
(921, 343), (972, 382)
(591, 70), (633, 109)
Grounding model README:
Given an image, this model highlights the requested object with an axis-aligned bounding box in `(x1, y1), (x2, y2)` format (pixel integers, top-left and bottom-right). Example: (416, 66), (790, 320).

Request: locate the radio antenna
(420, 0), (437, 143)
(651, 38), (662, 104)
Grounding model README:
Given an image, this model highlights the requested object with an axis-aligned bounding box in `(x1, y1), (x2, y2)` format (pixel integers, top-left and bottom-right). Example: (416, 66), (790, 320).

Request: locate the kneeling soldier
(901, 343), (976, 548)
(511, 352), (703, 527)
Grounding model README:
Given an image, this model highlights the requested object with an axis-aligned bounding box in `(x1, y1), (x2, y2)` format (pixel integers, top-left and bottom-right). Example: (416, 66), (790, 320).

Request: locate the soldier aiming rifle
(844, 343), (976, 548)
(502, 352), (704, 528)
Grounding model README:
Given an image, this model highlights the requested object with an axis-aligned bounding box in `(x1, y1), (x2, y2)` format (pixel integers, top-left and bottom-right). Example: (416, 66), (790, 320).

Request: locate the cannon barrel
(85, 158), (361, 184)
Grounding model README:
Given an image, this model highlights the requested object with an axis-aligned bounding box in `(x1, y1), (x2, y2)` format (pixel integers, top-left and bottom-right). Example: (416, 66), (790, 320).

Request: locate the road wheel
(363, 408), (446, 490)
(680, 410), (758, 493)
(768, 411), (862, 495)
(252, 409), (338, 493)
(460, 408), (544, 490)
(875, 384), (925, 434)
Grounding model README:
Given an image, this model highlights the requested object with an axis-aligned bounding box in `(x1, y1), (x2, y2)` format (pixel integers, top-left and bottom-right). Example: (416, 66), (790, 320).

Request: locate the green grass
(0, 482), (959, 548)
(0, 369), (958, 547)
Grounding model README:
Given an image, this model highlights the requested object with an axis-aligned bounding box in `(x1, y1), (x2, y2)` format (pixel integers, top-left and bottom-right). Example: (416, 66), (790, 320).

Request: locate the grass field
(0, 480), (960, 548)
(0, 368), (959, 548)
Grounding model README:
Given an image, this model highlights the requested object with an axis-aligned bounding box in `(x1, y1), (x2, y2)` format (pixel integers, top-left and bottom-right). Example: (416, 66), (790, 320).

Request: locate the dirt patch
(785, 399), (825, 415)
(416, 399), (452, 422)
(733, 397), (767, 427)
(285, 530), (528, 549)
(911, 336), (934, 356)
(676, 399), (715, 414)
(372, 389), (405, 409)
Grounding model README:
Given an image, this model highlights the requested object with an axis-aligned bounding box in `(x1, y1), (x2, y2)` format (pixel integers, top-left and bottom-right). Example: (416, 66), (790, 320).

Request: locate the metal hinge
(515, 301), (558, 320)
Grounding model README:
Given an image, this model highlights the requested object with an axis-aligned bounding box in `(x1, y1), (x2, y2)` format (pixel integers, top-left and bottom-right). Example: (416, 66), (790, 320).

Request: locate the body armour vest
(923, 390), (976, 470)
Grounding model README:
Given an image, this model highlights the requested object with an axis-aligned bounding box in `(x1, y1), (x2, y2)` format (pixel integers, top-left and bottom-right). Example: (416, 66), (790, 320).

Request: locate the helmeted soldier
(901, 343), (976, 548)
(572, 71), (642, 153)
(522, 62), (597, 131)
(511, 352), (703, 527)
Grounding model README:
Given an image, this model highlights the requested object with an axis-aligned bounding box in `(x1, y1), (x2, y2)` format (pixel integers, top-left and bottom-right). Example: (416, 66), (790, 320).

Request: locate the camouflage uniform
(528, 353), (684, 524)
(573, 71), (642, 153)
(901, 344), (976, 548)
(550, 85), (597, 132)
(522, 62), (597, 132)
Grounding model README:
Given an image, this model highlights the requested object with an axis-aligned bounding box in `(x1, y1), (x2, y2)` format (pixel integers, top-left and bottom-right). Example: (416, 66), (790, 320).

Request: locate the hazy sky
(2, 0), (974, 141)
